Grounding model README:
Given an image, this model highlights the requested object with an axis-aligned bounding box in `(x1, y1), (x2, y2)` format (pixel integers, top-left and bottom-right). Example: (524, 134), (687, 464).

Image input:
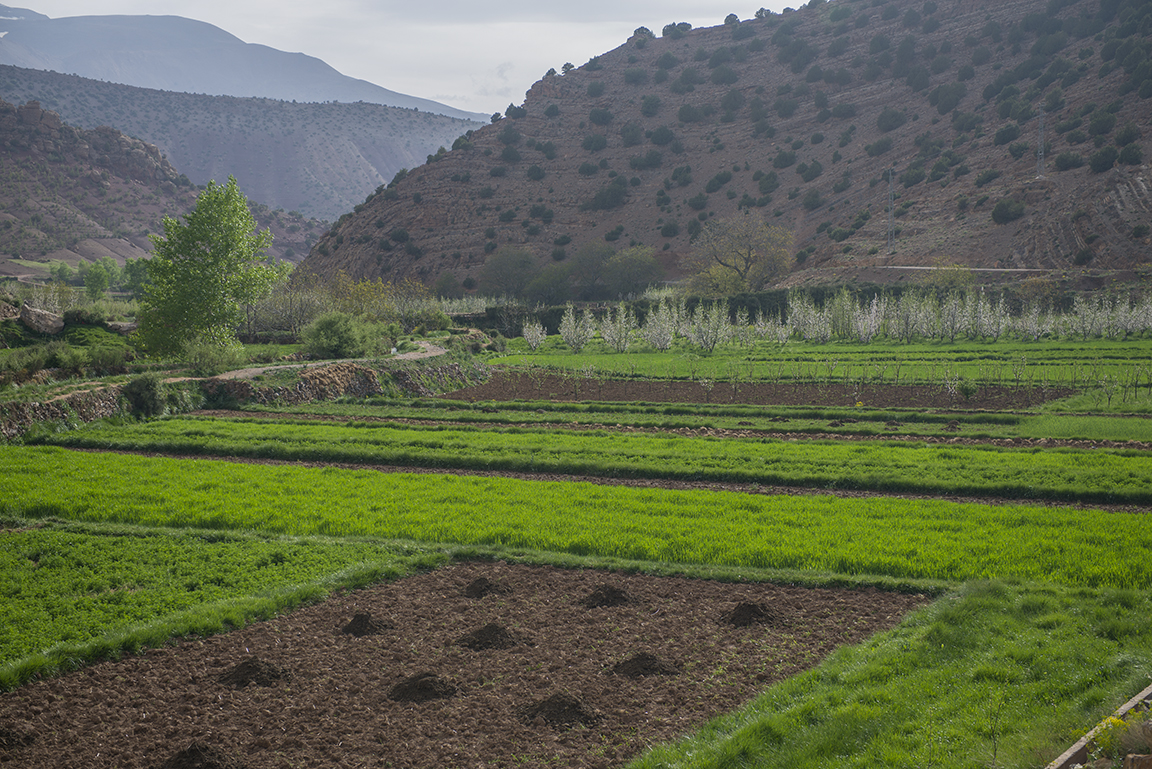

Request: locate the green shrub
(301, 313), (381, 359)
(589, 108), (613, 125)
(974, 169), (1001, 187)
(991, 197), (1025, 224)
(1053, 152), (1084, 171)
(182, 338), (246, 376)
(877, 108), (907, 132)
(122, 373), (168, 417)
(1089, 146), (1119, 172)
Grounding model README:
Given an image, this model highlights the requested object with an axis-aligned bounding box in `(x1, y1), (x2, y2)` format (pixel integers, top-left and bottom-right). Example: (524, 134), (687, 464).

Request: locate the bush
(1089, 146), (1119, 172)
(877, 107), (907, 132)
(974, 169), (1001, 187)
(180, 338), (245, 377)
(1119, 143), (1143, 165)
(122, 373), (167, 418)
(589, 108), (613, 126)
(650, 126), (675, 146)
(302, 312), (382, 359)
(991, 197), (1025, 224)
(581, 184), (628, 211)
(993, 124), (1021, 146)
(1053, 152), (1084, 171)
(526, 165), (546, 181)
(582, 134), (608, 152)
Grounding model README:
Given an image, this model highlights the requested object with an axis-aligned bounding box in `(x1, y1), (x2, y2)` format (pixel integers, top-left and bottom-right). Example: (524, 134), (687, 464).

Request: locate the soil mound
(341, 612), (391, 637)
(522, 692), (601, 728)
(388, 672), (456, 702)
(456, 623), (521, 651)
(0, 726), (35, 751)
(154, 742), (248, 769)
(463, 577), (509, 598)
(217, 657), (289, 688)
(611, 652), (679, 678)
(722, 602), (780, 627)
(580, 584), (632, 608)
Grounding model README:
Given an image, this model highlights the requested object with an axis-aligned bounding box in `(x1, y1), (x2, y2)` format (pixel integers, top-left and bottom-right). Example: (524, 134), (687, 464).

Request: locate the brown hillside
(303, 0), (1152, 292)
(0, 98), (326, 280)
(0, 65), (485, 221)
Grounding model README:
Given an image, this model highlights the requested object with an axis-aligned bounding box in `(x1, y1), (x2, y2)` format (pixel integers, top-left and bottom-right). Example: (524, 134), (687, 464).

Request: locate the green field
(3, 331), (1152, 767)
(29, 414), (1152, 503)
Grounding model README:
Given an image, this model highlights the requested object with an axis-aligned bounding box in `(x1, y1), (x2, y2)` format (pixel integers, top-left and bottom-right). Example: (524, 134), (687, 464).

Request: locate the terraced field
(3, 337), (1152, 768)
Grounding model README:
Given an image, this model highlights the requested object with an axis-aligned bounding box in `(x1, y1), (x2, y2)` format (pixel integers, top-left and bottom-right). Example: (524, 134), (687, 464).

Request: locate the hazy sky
(22, 1), (790, 115)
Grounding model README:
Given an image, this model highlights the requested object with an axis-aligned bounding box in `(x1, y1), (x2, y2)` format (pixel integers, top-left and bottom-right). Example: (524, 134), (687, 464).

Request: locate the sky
(22, 1), (791, 115)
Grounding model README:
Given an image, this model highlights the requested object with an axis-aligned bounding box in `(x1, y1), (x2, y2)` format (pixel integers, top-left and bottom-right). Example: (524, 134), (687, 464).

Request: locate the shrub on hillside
(991, 197), (1025, 224)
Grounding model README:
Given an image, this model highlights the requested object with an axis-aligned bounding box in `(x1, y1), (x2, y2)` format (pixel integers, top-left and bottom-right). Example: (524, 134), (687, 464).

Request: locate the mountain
(0, 65), (484, 221)
(0, 5), (486, 122)
(300, 0), (1152, 293)
(0, 98), (327, 281)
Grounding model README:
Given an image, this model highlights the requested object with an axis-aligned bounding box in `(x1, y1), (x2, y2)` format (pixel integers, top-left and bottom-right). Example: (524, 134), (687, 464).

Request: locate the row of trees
(521, 287), (1152, 356)
(471, 213), (794, 304)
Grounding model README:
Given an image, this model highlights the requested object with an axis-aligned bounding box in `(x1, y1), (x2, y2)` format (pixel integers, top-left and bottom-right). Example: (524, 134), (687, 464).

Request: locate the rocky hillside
(302, 0), (1151, 291)
(0, 66), (484, 221)
(0, 5), (484, 122)
(0, 99), (326, 280)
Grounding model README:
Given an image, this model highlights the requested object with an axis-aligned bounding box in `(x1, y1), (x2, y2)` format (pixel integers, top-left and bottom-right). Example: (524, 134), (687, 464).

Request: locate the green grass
(0, 517), (444, 689)
(628, 580), (1152, 769)
(499, 335), (1152, 389)
(2, 443), (1151, 766)
(0, 523), (407, 662)
(32, 415), (1152, 504)
(240, 396), (1152, 444)
(3, 447), (1151, 589)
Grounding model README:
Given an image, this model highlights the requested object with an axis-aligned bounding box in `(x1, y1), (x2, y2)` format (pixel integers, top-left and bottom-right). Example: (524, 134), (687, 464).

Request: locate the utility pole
(887, 167), (895, 255)
(1036, 102), (1046, 179)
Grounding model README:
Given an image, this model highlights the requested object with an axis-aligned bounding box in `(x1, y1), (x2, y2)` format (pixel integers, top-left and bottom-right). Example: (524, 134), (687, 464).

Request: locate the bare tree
(682, 212), (792, 294)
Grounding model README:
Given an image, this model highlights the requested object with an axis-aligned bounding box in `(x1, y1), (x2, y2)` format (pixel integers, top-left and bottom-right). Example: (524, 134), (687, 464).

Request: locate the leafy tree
(603, 246), (664, 297)
(478, 246), (536, 298)
(569, 241), (615, 299)
(683, 212), (792, 293)
(524, 263), (572, 305)
(84, 263), (109, 302)
(138, 177), (282, 355)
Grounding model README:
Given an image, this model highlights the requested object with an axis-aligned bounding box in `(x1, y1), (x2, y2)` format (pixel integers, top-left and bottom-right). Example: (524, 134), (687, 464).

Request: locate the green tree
(138, 177), (282, 355)
(478, 246), (536, 298)
(84, 263), (109, 302)
(683, 212), (793, 294)
(603, 246), (664, 297)
(122, 258), (151, 300)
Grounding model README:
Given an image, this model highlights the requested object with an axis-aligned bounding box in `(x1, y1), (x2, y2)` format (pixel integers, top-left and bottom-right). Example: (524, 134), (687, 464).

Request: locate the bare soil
(0, 563), (930, 769)
(445, 370), (1075, 411)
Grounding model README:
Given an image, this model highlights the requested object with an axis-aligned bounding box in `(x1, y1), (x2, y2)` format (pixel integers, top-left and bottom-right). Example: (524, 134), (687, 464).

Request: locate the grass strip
(0, 519), (445, 688)
(627, 580), (1152, 769)
(3, 446), (1150, 589)
(34, 415), (1152, 504)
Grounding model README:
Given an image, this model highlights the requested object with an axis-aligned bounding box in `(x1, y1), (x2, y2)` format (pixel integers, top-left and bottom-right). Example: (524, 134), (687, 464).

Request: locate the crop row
(3, 447), (1150, 589)
(33, 416), (1152, 504)
(503, 335), (1152, 390)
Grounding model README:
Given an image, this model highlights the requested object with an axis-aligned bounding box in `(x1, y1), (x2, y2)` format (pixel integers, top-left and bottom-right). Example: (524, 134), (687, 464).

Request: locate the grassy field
(27, 414), (1152, 503)
(3, 331), (1152, 767)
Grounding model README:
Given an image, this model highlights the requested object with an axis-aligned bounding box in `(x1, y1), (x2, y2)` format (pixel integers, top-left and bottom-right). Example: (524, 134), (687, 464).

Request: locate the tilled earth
(0, 563), (930, 769)
(446, 371), (1076, 410)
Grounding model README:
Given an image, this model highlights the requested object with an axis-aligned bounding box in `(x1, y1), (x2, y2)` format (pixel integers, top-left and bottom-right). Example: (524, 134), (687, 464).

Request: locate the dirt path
(212, 340), (448, 381)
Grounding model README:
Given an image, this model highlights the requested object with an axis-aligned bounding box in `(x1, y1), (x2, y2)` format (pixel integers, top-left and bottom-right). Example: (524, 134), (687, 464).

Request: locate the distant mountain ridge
(0, 5), (486, 122)
(0, 65), (483, 221)
(0, 97), (326, 276)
